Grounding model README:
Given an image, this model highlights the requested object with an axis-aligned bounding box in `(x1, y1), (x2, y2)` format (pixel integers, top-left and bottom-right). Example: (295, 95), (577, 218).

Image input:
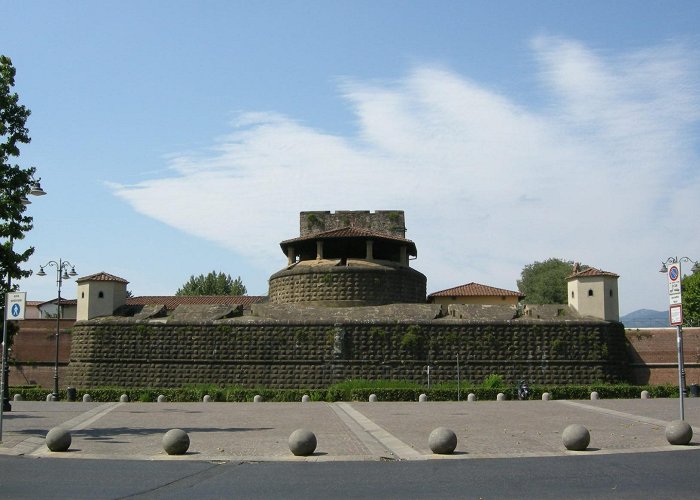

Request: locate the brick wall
(65, 320), (628, 389)
(8, 319), (74, 387)
(625, 327), (700, 385)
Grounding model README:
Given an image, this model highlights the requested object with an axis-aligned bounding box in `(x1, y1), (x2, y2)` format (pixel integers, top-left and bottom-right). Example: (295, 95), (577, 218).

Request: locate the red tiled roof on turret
(567, 267), (619, 280)
(76, 272), (129, 284)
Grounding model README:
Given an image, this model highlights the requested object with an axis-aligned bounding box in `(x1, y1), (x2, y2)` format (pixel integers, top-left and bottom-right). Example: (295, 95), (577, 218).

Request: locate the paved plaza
(1, 398), (698, 462)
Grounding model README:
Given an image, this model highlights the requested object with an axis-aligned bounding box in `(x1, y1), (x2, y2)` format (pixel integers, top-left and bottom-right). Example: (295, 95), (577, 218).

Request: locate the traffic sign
(668, 264), (681, 282)
(667, 263), (683, 309)
(5, 292), (26, 320)
(670, 304), (683, 326)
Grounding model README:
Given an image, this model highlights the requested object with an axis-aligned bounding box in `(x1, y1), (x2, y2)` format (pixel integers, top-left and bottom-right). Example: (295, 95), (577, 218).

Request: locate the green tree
(517, 258), (583, 304)
(176, 271), (247, 296)
(682, 270), (700, 327)
(1, 55), (37, 303)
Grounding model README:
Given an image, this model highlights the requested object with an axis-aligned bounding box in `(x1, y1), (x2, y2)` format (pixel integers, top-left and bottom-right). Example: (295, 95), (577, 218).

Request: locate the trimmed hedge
(9, 383), (682, 402)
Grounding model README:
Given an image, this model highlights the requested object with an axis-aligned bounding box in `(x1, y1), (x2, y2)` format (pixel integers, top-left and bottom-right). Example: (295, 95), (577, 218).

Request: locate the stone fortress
(66, 210), (629, 389)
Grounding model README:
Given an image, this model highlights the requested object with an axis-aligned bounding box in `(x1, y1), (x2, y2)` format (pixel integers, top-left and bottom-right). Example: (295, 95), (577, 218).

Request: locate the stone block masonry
(66, 319), (629, 389)
(268, 265), (426, 305)
(300, 210), (406, 237)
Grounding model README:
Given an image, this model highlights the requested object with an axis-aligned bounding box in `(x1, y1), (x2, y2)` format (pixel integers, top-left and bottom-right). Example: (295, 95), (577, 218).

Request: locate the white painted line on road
(328, 403), (396, 459)
(0, 436), (45, 456)
(65, 402), (124, 431)
(28, 402), (124, 457)
(553, 400), (700, 434)
(333, 402), (424, 460)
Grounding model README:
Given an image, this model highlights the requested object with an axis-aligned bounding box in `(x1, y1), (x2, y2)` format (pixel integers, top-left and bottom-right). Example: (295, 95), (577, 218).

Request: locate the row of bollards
(18, 390), (658, 403)
(44, 419), (693, 456)
(43, 426), (321, 456)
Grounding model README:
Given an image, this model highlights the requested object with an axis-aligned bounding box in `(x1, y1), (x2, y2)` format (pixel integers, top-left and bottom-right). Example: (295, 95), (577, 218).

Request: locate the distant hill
(621, 309), (669, 328)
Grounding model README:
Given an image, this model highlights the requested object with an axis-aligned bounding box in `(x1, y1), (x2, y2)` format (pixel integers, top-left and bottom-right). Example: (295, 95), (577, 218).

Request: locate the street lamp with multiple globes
(1, 177), (46, 413)
(659, 256), (700, 421)
(37, 259), (77, 399)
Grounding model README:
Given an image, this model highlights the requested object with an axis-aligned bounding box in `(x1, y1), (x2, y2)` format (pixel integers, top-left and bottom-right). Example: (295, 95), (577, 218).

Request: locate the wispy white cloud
(112, 36), (700, 313)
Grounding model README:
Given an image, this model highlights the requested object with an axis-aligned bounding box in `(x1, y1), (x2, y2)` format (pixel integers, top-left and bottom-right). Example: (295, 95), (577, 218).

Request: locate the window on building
(98, 291), (104, 298)
(588, 289), (593, 297)
(609, 289), (614, 297)
(571, 291), (575, 298)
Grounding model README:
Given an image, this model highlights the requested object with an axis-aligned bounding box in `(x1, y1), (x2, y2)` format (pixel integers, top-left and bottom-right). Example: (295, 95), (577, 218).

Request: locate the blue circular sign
(669, 265), (680, 281)
(11, 303), (21, 317)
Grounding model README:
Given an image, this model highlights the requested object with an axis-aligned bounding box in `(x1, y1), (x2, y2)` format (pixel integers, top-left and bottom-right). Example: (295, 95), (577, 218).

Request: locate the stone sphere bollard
(368, 394), (378, 403)
(82, 393), (92, 402)
(301, 394), (310, 403)
(253, 395), (263, 403)
(46, 393), (56, 402)
(162, 429), (190, 455)
(203, 395), (212, 402)
(13, 394), (23, 401)
(562, 424), (590, 451)
(496, 393), (506, 401)
(542, 393), (551, 401)
(641, 390), (650, 400)
(46, 427), (72, 452)
(119, 394), (129, 403)
(418, 393), (428, 402)
(590, 391), (599, 400)
(157, 395), (167, 403)
(288, 428), (317, 456)
(467, 393), (477, 402)
(428, 427), (458, 454)
(665, 420), (693, 445)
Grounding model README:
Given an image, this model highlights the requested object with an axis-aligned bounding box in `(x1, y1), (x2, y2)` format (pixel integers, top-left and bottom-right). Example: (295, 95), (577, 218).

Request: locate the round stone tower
(268, 211), (427, 306)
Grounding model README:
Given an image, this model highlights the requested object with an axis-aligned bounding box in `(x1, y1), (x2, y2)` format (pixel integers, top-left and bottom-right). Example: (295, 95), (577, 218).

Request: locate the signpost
(663, 259), (688, 420)
(6, 292), (26, 321)
(1, 292), (27, 440)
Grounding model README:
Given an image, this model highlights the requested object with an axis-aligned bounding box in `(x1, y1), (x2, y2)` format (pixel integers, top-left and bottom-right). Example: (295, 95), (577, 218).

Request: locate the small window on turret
(609, 289), (613, 297)
(571, 291), (575, 298)
(98, 291), (104, 298)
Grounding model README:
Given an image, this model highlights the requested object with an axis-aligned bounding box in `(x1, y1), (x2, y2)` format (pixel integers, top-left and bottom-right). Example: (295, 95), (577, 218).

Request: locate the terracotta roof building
(75, 271), (263, 320)
(428, 282), (524, 307)
(567, 265), (620, 321)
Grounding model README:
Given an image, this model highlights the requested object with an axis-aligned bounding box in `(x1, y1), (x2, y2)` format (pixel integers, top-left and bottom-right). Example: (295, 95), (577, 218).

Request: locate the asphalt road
(2, 450), (700, 499)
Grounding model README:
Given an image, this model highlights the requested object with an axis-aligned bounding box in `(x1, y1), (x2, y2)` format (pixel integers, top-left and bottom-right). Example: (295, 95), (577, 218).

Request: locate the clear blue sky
(2, 1), (699, 314)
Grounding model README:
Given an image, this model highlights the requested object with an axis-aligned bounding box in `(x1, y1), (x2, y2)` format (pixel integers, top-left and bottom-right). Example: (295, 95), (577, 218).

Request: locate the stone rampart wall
(268, 266), (427, 305)
(66, 320), (629, 389)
